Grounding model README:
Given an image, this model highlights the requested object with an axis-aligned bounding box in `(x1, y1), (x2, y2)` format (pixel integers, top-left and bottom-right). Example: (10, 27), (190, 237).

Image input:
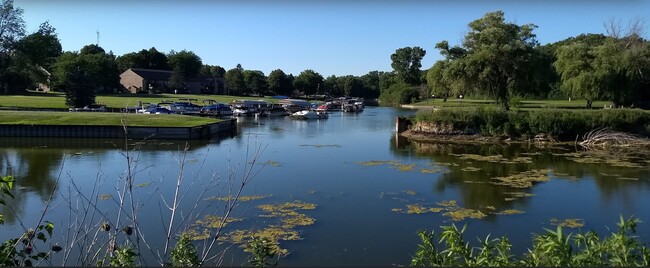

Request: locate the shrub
(414, 108), (650, 140)
(411, 216), (650, 267)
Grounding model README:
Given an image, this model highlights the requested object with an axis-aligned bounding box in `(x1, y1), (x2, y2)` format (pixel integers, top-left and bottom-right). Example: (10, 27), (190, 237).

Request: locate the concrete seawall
(0, 119), (236, 140)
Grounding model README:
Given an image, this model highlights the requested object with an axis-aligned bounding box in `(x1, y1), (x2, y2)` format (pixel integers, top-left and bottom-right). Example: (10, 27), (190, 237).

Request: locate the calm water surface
(1, 107), (649, 266)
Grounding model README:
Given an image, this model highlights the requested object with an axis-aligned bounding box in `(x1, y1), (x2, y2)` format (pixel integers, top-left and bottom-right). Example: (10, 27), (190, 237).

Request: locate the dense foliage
(414, 107), (650, 140)
(411, 216), (650, 267)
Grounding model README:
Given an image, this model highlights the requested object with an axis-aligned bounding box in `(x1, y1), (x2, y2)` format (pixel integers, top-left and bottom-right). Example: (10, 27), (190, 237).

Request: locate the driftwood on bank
(578, 128), (650, 149)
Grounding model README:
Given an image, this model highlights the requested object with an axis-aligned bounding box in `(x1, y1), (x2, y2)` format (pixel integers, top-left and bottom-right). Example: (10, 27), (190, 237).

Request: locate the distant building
(119, 68), (226, 94)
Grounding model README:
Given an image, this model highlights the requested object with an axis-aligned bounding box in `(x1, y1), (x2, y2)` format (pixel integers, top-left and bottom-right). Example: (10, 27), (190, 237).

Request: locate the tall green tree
(267, 69), (292, 96)
(167, 50), (202, 78)
(390, 46), (426, 86)
(293, 69), (323, 96)
(52, 45), (119, 93)
(0, 0), (24, 53)
(360, 71), (381, 98)
(199, 64), (225, 78)
(1, 21), (61, 92)
(554, 42), (602, 108)
(447, 10), (539, 110)
(243, 70), (268, 96)
(0, 0), (25, 93)
(63, 66), (95, 108)
(225, 64), (245, 95)
(169, 66), (186, 92)
(322, 75), (341, 96)
(116, 47), (170, 72)
(14, 21), (61, 72)
(79, 44), (105, 55)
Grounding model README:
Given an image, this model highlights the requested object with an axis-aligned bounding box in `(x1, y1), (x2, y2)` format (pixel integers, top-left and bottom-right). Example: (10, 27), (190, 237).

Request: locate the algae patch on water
(99, 194), (112, 200)
(195, 215), (243, 229)
(461, 167), (482, 172)
(260, 160), (282, 167)
(300, 144), (341, 148)
(550, 218), (585, 228)
(490, 169), (551, 189)
(215, 200), (318, 256)
(553, 151), (646, 169)
(205, 194), (273, 202)
(495, 209), (525, 215)
(451, 154), (534, 164)
(355, 160), (417, 172)
(136, 182), (151, 188)
(403, 190), (417, 196)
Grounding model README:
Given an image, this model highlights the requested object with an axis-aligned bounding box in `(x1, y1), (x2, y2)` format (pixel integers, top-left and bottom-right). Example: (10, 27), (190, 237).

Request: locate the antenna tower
(96, 30), (100, 46)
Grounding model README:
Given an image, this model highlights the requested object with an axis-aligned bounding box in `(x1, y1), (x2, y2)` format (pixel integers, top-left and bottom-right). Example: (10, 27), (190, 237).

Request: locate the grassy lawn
(0, 110), (221, 127)
(413, 98), (614, 110)
(0, 91), (278, 109)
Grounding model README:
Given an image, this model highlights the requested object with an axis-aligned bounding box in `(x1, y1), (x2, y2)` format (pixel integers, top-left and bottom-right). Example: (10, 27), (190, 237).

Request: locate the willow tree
(454, 10), (539, 110)
(554, 43), (603, 108)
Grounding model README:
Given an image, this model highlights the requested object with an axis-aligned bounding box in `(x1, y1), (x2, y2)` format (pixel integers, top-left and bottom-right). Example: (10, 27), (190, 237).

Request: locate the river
(1, 106), (649, 266)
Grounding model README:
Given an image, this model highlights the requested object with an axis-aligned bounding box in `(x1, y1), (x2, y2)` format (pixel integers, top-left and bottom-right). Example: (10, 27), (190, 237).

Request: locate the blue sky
(15, 0), (650, 77)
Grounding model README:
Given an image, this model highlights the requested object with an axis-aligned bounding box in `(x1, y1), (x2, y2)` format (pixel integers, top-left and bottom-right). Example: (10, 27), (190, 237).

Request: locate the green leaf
(36, 232), (46, 243)
(44, 222), (54, 236)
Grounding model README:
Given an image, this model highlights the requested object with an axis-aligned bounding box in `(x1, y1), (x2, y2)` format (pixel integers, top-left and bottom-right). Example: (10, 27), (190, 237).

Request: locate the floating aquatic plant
(437, 200), (458, 207)
(550, 218), (585, 228)
(451, 153), (508, 163)
(260, 160), (282, 167)
(258, 201), (317, 218)
(136, 182), (151, 187)
(490, 169), (551, 189)
(461, 167), (482, 172)
(300, 144), (341, 148)
(195, 215), (243, 229)
(495, 209), (525, 215)
(99, 194), (111, 200)
(205, 194), (272, 202)
(356, 160), (395, 166)
(403, 190), (417, 196)
(218, 200), (317, 256)
(405, 204), (442, 214)
(354, 160), (417, 172)
(503, 192), (536, 202)
(442, 209), (487, 221)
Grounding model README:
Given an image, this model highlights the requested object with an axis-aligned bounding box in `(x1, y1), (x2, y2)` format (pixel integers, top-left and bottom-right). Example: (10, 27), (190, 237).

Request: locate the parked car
(69, 104), (107, 112)
(143, 107), (172, 114)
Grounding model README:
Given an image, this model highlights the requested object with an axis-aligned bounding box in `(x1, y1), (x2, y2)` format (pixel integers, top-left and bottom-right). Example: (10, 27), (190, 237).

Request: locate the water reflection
(391, 137), (650, 214)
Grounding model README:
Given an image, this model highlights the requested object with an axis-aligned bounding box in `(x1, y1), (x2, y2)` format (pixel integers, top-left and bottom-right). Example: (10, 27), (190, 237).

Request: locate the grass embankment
(412, 98), (613, 110)
(413, 107), (650, 141)
(0, 110), (220, 127)
(0, 92), (278, 109)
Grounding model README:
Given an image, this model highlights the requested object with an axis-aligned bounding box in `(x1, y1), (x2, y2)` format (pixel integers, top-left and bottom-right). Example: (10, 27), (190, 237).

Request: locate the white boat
(290, 110), (328, 119)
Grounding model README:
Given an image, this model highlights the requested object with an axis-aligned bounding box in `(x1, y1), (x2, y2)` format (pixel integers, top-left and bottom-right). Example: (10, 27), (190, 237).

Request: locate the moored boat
(290, 109), (329, 119)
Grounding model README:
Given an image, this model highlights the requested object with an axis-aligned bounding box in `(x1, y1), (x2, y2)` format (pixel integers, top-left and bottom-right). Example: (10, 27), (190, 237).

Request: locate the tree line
(386, 11), (650, 110)
(1, 1), (649, 109)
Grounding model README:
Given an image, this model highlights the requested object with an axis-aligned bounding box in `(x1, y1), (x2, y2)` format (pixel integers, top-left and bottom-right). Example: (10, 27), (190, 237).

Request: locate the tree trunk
(586, 99), (593, 109)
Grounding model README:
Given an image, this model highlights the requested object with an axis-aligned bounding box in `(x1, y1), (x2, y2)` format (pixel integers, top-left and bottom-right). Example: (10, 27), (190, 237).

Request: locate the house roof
(128, 68), (172, 81)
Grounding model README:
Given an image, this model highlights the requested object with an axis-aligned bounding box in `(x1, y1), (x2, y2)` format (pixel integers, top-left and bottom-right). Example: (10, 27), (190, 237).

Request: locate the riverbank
(398, 107), (650, 144)
(0, 111), (235, 139)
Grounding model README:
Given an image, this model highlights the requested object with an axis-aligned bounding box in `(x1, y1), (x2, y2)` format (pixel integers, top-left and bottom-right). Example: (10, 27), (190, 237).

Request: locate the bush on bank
(414, 107), (650, 140)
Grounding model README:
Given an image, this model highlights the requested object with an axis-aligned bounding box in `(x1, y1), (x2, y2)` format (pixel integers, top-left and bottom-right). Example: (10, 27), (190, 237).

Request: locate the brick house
(119, 68), (226, 94)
